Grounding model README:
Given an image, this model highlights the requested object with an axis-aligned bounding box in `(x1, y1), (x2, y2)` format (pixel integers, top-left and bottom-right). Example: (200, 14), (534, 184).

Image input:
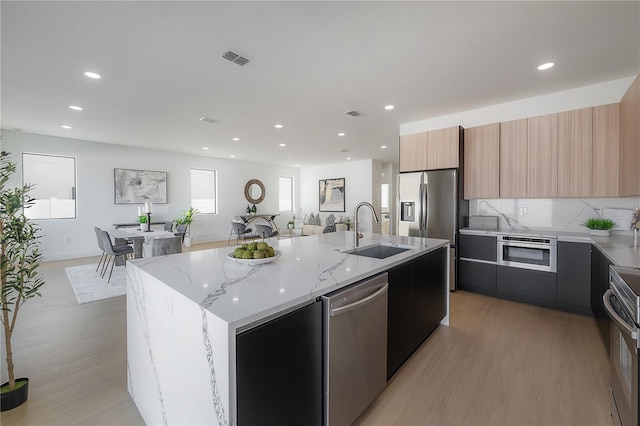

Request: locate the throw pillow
(304, 214), (310, 225)
(327, 214), (335, 226)
(309, 213), (321, 226)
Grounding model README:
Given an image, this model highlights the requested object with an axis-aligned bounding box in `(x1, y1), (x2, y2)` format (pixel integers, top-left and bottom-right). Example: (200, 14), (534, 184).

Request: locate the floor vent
(222, 51), (250, 66)
(345, 110), (361, 117)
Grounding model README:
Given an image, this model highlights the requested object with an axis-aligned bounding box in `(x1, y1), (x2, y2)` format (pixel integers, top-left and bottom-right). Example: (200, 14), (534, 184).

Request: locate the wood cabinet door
(399, 132), (427, 172)
(500, 119), (528, 198)
(425, 126), (459, 170)
(592, 103), (619, 197)
(463, 124), (499, 199)
(558, 107), (592, 197)
(527, 114), (558, 198)
(619, 75), (640, 196)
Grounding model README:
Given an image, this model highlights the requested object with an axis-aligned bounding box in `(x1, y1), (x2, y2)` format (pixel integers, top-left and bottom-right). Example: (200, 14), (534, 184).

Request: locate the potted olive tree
(1, 151), (45, 411)
(175, 207), (199, 247)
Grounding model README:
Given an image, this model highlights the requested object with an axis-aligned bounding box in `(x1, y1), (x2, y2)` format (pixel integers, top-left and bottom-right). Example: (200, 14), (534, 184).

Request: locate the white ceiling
(2, 1), (639, 168)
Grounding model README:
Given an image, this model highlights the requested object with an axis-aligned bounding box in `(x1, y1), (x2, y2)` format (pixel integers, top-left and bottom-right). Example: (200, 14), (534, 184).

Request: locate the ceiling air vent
(222, 50), (250, 66)
(199, 116), (220, 124)
(345, 110), (361, 117)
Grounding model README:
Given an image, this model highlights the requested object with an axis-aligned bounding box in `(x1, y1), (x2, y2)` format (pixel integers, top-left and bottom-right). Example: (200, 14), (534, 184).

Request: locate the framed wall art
(319, 178), (345, 212)
(114, 168), (167, 204)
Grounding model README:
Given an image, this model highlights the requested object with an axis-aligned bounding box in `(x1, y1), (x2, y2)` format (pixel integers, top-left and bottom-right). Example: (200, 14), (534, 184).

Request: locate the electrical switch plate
(519, 207), (527, 217)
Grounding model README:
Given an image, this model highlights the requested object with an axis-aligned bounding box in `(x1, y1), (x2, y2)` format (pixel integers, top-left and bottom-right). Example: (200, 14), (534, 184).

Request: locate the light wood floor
(2, 241), (612, 425)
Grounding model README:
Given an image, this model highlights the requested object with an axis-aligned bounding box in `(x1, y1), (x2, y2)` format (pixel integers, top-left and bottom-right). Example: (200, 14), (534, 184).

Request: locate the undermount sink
(342, 243), (412, 259)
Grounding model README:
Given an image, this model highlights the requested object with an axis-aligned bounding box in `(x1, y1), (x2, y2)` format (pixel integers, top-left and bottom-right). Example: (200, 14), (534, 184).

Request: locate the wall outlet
(64, 236), (71, 243)
(519, 207), (528, 217)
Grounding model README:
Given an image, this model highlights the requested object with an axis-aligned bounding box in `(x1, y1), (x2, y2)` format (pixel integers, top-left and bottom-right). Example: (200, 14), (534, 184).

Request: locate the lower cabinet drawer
(459, 260), (497, 291)
(497, 266), (557, 301)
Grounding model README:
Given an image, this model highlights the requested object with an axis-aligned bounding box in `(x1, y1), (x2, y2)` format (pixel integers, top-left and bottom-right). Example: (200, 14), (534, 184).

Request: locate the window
(22, 153), (76, 219)
(191, 169), (217, 214)
(381, 184), (390, 213)
(279, 176), (293, 211)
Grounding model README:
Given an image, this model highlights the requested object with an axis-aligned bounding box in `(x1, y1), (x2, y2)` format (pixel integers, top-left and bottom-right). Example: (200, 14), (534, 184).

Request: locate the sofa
(300, 213), (350, 236)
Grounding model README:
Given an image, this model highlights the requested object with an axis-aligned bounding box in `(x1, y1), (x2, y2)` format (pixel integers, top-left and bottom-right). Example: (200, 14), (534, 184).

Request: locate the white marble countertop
(461, 227), (640, 268)
(128, 231), (449, 329)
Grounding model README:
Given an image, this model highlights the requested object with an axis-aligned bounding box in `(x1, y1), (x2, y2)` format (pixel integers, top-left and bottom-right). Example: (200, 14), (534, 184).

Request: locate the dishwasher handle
(330, 283), (388, 317)
(603, 289), (638, 342)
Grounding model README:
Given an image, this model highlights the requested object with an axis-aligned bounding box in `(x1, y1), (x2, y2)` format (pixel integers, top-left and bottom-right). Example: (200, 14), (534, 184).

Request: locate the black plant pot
(1, 378), (29, 411)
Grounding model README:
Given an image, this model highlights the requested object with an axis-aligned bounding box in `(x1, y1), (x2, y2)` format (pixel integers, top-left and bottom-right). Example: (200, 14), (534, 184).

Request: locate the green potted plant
(583, 217), (616, 236)
(175, 206), (199, 247)
(0, 151), (45, 411)
(138, 214), (148, 231)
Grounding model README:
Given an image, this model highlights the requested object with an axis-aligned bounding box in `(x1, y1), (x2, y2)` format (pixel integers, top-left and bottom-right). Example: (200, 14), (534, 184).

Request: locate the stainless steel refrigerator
(397, 169), (467, 291)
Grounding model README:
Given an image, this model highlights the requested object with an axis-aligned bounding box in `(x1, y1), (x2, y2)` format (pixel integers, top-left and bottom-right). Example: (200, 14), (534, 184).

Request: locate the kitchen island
(126, 231), (450, 426)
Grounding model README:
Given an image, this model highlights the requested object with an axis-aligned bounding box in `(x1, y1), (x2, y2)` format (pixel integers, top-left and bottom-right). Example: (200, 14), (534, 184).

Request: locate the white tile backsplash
(470, 198), (640, 232)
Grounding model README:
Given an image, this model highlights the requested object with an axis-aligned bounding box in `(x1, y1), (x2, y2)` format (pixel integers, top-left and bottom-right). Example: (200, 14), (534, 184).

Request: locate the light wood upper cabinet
(619, 75), (640, 196)
(592, 104), (619, 197)
(427, 126), (460, 170)
(527, 114), (558, 198)
(399, 126), (460, 172)
(499, 119), (528, 198)
(399, 132), (427, 172)
(557, 108), (593, 197)
(463, 124), (499, 199)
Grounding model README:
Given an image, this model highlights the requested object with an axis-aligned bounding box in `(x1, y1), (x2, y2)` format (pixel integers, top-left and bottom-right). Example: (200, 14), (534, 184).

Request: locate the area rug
(65, 263), (126, 304)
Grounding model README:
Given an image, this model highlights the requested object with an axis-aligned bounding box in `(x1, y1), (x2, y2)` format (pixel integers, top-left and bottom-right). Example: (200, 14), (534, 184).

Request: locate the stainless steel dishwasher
(322, 272), (388, 426)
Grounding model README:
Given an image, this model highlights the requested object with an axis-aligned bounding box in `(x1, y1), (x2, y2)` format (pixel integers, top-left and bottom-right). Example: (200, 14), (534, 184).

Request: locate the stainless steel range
(604, 266), (640, 426)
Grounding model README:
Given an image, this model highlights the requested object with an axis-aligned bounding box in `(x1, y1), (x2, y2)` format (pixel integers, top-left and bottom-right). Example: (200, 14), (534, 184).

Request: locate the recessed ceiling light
(346, 157), (351, 160)
(229, 154), (235, 158)
(202, 147), (209, 150)
(61, 125), (72, 129)
(232, 137), (239, 141)
(84, 71), (101, 79)
(338, 132), (345, 137)
(274, 124), (283, 129)
(69, 105), (83, 111)
(537, 62), (554, 71)
(279, 143), (286, 147)
(381, 145), (387, 149)
(296, 164), (300, 167)
(384, 105), (395, 110)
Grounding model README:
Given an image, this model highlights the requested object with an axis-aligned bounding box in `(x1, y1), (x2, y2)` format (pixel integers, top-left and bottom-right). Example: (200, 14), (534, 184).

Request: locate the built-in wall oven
(604, 266), (640, 426)
(497, 235), (557, 273)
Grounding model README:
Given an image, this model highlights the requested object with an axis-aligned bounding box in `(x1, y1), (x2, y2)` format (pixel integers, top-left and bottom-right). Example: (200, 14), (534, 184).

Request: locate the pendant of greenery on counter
(583, 217), (616, 236)
(0, 151), (45, 411)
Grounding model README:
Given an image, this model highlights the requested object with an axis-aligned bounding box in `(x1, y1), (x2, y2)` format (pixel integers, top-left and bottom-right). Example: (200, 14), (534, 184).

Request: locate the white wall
(400, 76), (636, 134)
(3, 130), (300, 261)
(300, 159), (378, 233)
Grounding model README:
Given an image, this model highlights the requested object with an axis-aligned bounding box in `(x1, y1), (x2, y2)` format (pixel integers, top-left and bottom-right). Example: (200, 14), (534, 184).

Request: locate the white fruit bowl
(227, 250), (282, 265)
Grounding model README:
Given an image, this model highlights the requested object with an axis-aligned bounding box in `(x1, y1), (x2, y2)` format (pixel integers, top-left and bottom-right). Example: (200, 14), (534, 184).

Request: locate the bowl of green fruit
(227, 242), (282, 265)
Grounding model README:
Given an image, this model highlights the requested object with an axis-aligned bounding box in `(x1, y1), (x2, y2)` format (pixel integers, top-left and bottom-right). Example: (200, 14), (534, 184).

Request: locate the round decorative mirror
(244, 179), (265, 204)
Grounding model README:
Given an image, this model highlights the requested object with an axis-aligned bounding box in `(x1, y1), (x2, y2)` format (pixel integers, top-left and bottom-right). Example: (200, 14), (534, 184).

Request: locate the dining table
(237, 213), (279, 229)
(108, 228), (176, 263)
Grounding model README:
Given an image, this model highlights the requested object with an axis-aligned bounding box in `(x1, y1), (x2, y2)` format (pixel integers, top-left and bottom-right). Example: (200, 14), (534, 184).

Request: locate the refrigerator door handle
(423, 182), (428, 232)
(418, 183), (423, 230)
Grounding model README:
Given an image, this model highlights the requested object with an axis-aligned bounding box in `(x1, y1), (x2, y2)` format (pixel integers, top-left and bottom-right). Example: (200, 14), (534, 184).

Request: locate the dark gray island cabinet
(235, 245), (449, 424)
(127, 232), (449, 426)
(387, 246), (447, 378)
